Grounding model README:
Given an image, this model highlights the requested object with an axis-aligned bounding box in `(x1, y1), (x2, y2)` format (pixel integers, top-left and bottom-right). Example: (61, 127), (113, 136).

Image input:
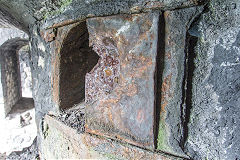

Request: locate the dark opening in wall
(59, 22), (99, 110)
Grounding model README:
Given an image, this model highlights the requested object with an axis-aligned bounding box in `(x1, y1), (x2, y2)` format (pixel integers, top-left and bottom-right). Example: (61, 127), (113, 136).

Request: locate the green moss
(43, 0), (72, 20)
(43, 123), (49, 139)
(89, 148), (119, 160)
(157, 120), (171, 152)
(102, 153), (119, 160)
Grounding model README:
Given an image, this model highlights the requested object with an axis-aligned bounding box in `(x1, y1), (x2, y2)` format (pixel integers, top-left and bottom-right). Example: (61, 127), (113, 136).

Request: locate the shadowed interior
(59, 22), (99, 110)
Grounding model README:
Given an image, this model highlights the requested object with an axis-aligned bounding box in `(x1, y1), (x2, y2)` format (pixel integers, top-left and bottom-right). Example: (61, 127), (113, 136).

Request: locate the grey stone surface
(42, 0), (205, 29)
(28, 24), (56, 153)
(156, 6), (203, 157)
(0, 7), (26, 31)
(0, 38), (28, 116)
(0, 28), (28, 46)
(0, 0), (37, 32)
(1, 0), (238, 159)
(57, 104), (85, 134)
(0, 0), (205, 33)
(0, 28), (28, 117)
(185, 0), (240, 159)
(19, 46), (33, 98)
(7, 138), (39, 160)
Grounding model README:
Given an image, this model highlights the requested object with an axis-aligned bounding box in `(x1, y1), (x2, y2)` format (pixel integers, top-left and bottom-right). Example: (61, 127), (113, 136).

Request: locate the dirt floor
(0, 98), (37, 157)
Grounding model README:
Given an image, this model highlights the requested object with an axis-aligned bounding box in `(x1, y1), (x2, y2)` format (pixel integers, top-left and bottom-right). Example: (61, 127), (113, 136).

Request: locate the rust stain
(41, 28), (57, 42)
(85, 36), (120, 104)
(49, 19), (81, 29)
(107, 105), (113, 124)
(104, 68), (112, 76)
(85, 13), (157, 150)
(126, 83), (138, 97)
(160, 74), (172, 114)
(45, 115), (171, 160)
(137, 109), (145, 123)
(166, 51), (171, 60)
(86, 116), (153, 148)
(145, 1), (164, 9)
(124, 54), (153, 78)
(190, 0), (199, 5)
(83, 132), (170, 159)
(131, 56), (153, 78)
(51, 41), (61, 104)
(50, 24), (74, 106)
(130, 6), (142, 13)
(164, 11), (170, 21)
(121, 14), (134, 21)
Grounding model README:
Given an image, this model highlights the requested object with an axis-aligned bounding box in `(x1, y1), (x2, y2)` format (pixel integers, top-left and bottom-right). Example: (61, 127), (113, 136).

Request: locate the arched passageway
(0, 37), (36, 155)
(0, 38), (28, 116)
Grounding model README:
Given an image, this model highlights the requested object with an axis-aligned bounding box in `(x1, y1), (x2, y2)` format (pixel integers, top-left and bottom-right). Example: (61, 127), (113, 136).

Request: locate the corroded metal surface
(40, 28), (56, 42)
(85, 12), (159, 149)
(85, 37), (120, 103)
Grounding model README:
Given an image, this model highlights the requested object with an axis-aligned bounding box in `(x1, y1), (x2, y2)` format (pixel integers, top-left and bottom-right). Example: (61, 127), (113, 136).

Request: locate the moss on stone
(102, 152), (119, 160)
(157, 120), (171, 152)
(43, 0), (72, 20)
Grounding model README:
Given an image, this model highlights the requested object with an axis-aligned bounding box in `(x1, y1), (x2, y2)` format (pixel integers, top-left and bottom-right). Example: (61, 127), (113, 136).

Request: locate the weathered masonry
(1, 0), (240, 159)
(40, 8), (205, 159)
(0, 37), (33, 116)
(40, 11), (185, 158)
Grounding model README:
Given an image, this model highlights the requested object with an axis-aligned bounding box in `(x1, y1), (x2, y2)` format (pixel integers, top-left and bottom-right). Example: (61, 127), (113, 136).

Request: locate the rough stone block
(185, 1), (240, 159)
(156, 7), (202, 157)
(41, 115), (178, 160)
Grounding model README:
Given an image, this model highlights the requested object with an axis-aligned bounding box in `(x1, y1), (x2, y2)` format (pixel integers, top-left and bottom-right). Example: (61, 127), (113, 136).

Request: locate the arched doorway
(0, 37), (36, 155)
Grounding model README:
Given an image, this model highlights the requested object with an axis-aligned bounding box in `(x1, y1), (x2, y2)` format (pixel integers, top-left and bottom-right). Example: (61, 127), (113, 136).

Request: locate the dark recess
(154, 12), (165, 149)
(180, 5), (207, 154)
(59, 21), (99, 110)
(181, 32), (198, 150)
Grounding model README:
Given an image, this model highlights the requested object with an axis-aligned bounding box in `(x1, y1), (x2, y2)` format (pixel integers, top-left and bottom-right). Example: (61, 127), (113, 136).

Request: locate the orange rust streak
(160, 74), (172, 114)
(104, 68), (112, 76)
(137, 109), (145, 123)
(145, 1), (164, 9)
(126, 83), (138, 97)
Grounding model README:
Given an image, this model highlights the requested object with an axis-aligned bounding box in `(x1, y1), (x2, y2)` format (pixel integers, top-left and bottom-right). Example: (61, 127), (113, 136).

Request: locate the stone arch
(0, 38), (28, 116)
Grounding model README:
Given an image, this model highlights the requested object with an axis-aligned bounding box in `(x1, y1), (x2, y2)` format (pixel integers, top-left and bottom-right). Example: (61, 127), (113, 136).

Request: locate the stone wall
(0, 28), (28, 46)
(29, 0), (240, 159)
(0, 8), (25, 31)
(19, 45), (32, 98)
(1, 0), (239, 159)
(0, 38), (28, 116)
(0, 28), (28, 117)
(185, 0), (240, 159)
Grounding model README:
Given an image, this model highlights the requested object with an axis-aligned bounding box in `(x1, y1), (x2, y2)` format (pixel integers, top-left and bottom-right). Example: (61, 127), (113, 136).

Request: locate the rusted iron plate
(85, 37), (120, 104)
(40, 28), (57, 42)
(85, 12), (160, 149)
